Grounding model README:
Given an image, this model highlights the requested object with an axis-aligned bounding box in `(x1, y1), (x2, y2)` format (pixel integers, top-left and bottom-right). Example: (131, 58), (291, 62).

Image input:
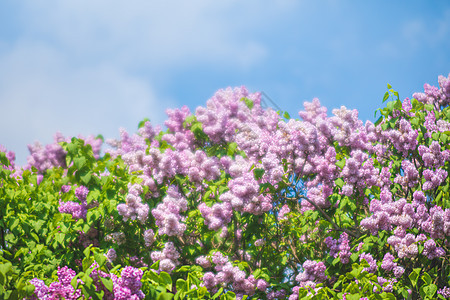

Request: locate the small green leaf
(253, 168), (265, 180)
(94, 252), (107, 267)
(424, 284), (437, 298)
(336, 159), (345, 169)
(335, 178), (344, 188)
(241, 97), (254, 109)
(74, 157), (87, 170)
(227, 142), (238, 156)
(422, 272), (432, 285)
(374, 116), (383, 126)
(383, 91), (389, 103)
(138, 118), (151, 129)
(176, 279), (187, 293)
(157, 292), (174, 300)
(212, 287), (224, 299)
(0, 263), (12, 277)
(409, 268), (420, 287)
(100, 277), (114, 292)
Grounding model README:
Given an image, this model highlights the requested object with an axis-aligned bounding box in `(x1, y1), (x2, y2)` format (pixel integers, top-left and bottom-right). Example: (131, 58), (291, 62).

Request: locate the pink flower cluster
(150, 241), (180, 273)
(295, 260), (327, 288)
(418, 141), (450, 168)
(0, 144), (16, 171)
(359, 252), (377, 273)
(58, 185), (89, 220)
(195, 87), (262, 143)
(289, 260), (327, 300)
(143, 229), (155, 247)
(117, 184), (149, 223)
(25, 133), (102, 174)
(324, 232), (351, 264)
(111, 266), (145, 300)
(380, 253), (405, 278)
(199, 201), (233, 231)
(413, 74), (450, 106)
(30, 266), (82, 300)
(152, 186), (188, 236)
(201, 251), (268, 296)
(163, 106), (195, 150)
(438, 286), (450, 299)
(278, 204), (290, 220)
(30, 265), (145, 300)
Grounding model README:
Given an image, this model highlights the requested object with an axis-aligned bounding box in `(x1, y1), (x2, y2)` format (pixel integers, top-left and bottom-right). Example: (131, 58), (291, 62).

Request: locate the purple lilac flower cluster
(162, 106), (195, 150)
(143, 229), (155, 247)
(25, 133), (102, 174)
(359, 253), (377, 273)
(324, 232), (351, 264)
(380, 253), (404, 278)
(151, 186), (188, 236)
(201, 251), (268, 297)
(150, 241), (180, 273)
(117, 183), (149, 223)
(111, 266), (145, 300)
(30, 265), (144, 300)
(58, 185), (89, 220)
(289, 260), (327, 300)
(195, 87), (262, 144)
(438, 286), (450, 299)
(29, 266), (82, 300)
(0, 144), (16, 172)
(413, 75), (450, 106)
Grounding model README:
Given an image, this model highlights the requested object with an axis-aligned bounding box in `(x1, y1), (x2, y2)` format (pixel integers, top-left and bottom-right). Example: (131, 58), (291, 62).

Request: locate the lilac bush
(1, 74), (450, 299)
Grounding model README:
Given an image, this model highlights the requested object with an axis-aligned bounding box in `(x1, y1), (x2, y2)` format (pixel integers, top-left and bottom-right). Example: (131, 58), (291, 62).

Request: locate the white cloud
(0, 0), (301, 164)
(0, 41), (168, 164)
(17, 0), (275, 71)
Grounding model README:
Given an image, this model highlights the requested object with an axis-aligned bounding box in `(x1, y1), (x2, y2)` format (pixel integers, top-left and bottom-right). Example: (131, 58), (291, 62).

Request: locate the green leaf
(345, 294), (361, 300)
(423, 284), (437, 298)
(94, 252), (107, 267)
(422, 272), (432, 285)
(100, 277), (114, 292)
(382, 91), (389, 103)
(138, 118), (151, 129)
(409, 268), (420, 287)
(80, 170), (92, 185)
(221, 291), (236, 300)
(176, 279), (187, 293)
(212, 287), (224, 299)
(159, 272), (172, 291)
(0, 263), (12, 277)
(374, 116), (383, 126)
(74, 157), (87, 170)
(335, 178), (344, 188)
(157, 292), (174, 300)
(241, 97), (254, 109)
(253, 168), (265, 180)
(227, 142), (238, 156)
(336, 159), (346, 169)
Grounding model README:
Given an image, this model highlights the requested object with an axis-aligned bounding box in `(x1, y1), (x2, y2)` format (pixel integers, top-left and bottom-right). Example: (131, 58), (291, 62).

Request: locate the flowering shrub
(1, 74), (450, 299)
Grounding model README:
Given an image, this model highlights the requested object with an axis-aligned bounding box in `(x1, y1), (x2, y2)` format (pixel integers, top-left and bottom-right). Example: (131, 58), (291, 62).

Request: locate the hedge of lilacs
(1, 74), (450, 299)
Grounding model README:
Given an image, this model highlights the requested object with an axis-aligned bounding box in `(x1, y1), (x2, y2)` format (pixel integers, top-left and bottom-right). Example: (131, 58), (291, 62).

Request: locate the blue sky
(1, 1), (449, 165)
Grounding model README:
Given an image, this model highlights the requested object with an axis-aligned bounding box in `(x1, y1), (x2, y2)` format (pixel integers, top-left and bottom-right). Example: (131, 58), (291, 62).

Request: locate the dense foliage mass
(1, 74), (450, 299)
